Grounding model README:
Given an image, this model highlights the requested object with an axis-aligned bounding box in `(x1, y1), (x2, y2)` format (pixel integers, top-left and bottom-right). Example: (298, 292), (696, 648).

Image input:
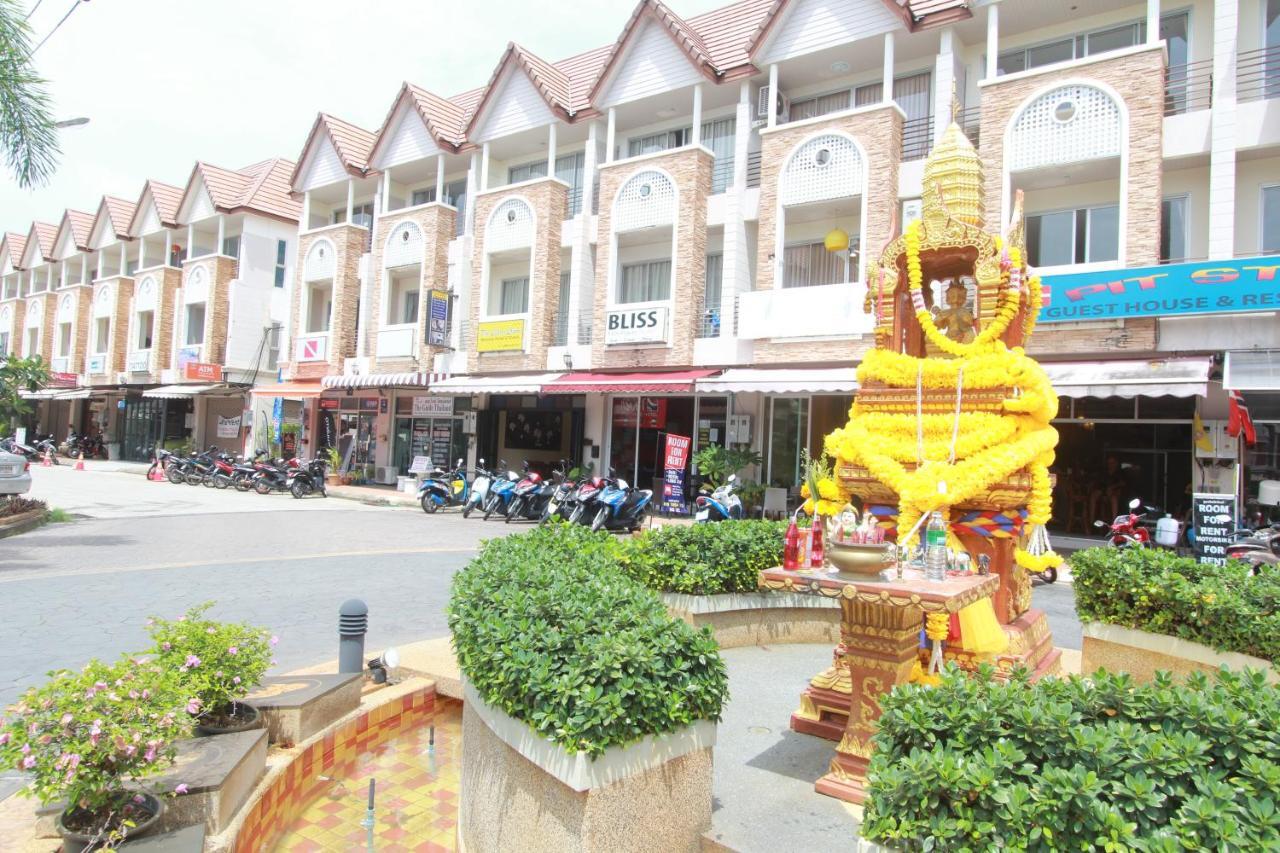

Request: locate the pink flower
(123, 745), (137, 757)
(89, 720), (102, 736)
(0, 733), (8, 746)
(227, 646), (238, 656)
(20, 743), (30, 755)
(67, 754), (80, 771)
(206, 627), (216, 634)
(174, 783), (189, 795)
(232, 676), (241, 685)
(270, 636), (279, 646)
(128, 690), (139, 700)
(144, 746), (157, 762)
(161, 642), (171, 651)
(142, 689), (151, 699)
(59, 713), (73, 725)
(185, 698), (201, 715)
(21, 756), (35, 769)
(183, 655), (201, 670)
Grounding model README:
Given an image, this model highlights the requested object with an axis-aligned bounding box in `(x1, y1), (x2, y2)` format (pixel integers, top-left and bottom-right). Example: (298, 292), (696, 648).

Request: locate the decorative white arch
(25, 298), (42, 325)
(184, 267), (208, 304)
(94, 283), (113, 318)
(773, 130), (870, 291)
(1001, 78), (1130, 265)
(485, 197), (536, 253)
(613, 169), (677, 233)
(384, 220), (424, 269)
(304, 238), (336, 282)
(57, 294), (75, 322)
(136, 275), (157, 311)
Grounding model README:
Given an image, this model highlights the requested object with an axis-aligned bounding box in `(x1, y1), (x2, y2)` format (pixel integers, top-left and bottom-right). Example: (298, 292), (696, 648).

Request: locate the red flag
(1227, 390), (1257, 447)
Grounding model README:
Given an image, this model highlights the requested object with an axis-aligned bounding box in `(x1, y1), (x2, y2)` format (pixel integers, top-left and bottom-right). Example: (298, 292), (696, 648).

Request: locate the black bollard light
(339, 599), (368, 674)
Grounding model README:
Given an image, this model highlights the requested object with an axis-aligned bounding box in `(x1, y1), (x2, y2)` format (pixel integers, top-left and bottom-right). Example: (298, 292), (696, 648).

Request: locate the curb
(0, 509), (49, 539)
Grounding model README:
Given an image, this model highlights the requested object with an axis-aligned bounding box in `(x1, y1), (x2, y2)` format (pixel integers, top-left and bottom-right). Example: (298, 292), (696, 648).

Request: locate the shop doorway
(121, 398), (165, 461)
(607, 396), (728, 498)
(764, 395), (855, 490)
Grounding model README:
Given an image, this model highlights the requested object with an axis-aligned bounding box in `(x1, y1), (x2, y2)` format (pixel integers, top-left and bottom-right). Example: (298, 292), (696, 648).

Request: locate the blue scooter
(483, 463), (523, 520)
(418, 459), (469, 514)
(589, 477), (653, 533)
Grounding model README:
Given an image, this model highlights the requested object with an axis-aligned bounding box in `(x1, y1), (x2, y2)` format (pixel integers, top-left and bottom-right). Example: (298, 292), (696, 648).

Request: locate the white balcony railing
(736, 282), (873, 340)
(376, 325), (416, 359)
(294, 332), (329, 362)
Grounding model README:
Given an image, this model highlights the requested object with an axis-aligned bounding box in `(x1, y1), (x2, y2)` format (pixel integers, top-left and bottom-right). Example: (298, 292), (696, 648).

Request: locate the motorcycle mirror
(1128, 498), (1141, 510)
(728, 474), (737, 483)
(1093, 520), (1107, 528)
(478, 458), (485, 466)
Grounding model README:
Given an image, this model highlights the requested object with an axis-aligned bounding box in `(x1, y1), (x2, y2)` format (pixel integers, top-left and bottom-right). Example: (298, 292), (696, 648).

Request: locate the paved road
(0, 466), (1081, 710)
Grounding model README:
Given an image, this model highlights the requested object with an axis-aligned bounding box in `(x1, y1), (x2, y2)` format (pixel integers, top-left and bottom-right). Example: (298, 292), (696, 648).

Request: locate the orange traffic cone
(41, 449), (51, 467)
(74, 450), (85, 471)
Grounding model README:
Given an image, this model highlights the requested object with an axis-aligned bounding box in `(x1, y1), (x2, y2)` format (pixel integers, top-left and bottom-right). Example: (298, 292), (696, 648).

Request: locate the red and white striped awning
(544, 370), (719, 394)
(321, 372), (447, 389)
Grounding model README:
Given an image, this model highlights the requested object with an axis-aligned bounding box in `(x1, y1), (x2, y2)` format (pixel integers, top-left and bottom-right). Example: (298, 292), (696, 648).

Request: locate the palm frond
(0, 0), (59, 189)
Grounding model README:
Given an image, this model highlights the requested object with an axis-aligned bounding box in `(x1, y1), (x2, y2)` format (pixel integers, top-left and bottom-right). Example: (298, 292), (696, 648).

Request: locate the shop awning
(143, 384), (236, 400)
(51, 389), (91, 400)
(322, 372), (442, 389)
(18, 387), (82, 400)
(1223, 350), (1280, 391)
(248, 380), (322, 399)
(428, 373), (563, 395)
(1042, 357), (1211, 399)
(546, 370), (720, 394)
(696, 367), (859, 394)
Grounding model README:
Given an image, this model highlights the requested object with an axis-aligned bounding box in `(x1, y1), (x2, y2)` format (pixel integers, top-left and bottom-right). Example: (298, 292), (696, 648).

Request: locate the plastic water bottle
(924, 511), (948, 582)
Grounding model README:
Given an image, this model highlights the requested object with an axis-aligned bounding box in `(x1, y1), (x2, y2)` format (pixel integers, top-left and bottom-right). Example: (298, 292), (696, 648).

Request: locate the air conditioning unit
(753, 85), (789, 124)
(374, 466), (398, 485)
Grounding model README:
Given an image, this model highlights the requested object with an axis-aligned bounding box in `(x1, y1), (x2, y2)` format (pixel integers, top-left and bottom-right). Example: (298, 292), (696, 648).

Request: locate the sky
(1, 0), (732, 232)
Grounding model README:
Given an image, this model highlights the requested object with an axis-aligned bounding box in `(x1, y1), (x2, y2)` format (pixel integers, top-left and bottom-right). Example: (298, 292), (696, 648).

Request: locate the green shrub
(448, 524), (728, 757)
(863, 666), (1280, 850)
(617, 520), (786, 595)
(1072, 547), (1280, 663)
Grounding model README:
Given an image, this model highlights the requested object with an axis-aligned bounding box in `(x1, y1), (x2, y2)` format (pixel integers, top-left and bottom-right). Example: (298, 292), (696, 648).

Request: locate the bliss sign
(1039, 255), (1280, 322)
(605, 306), (669, 345)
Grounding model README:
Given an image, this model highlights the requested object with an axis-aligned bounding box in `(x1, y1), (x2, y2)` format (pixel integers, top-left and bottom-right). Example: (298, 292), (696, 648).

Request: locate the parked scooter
(1225, 524), (1280, 573)
(504, 464), (548, 524)
(588, 476), (653, 533)
(64, 430), (105, 460)
(695, 474), (744, 523)
(482, 464), (522, 520)
(539, 464), (578, 526)
(288, 457), (328, 499)
(252, 455), (299, 494)
(1094, 498), (1152, 548)
(34, 434), (59, 464)
(418, 459), (469, 513)
(1, 435), (39, 461)
(461, 459), (492, 519)
(565, 474), (608, 526)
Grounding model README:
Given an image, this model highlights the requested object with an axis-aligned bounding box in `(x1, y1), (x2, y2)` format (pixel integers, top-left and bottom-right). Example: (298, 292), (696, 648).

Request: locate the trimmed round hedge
(448, 524), (729, 757)
(616, 520), (787, 595)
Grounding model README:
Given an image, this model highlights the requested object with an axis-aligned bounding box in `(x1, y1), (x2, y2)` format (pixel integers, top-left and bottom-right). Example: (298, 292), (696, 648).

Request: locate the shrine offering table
(759, 566), (999, 804)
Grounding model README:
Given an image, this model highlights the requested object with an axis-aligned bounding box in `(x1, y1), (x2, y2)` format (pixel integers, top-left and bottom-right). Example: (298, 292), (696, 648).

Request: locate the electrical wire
(30, 0), (80, 55)
(24, 0), (43, 20)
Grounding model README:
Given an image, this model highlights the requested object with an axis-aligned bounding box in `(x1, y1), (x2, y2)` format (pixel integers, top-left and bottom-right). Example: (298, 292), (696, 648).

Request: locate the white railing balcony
(376, 325), (416, 359)
(736, 282), (873, 340)
(295, 332), (330, 362)
(126, 350), (152, 373)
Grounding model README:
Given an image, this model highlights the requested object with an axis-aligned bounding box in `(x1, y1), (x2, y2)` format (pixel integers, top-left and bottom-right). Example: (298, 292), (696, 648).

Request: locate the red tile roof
(2, 233), (26, 269)
(466, 43), (576, 137)
(290, 113), (377, 190)
(101, 196), (136, 239)
(181, 159), (299, 223)
(58, 209), (95, 252)
(29, 221), (57, 261)
(147, 181), (184, 227)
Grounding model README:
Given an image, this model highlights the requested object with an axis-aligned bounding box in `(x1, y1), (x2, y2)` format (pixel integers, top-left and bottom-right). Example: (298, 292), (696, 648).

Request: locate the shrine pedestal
(760, 567), (999, 804)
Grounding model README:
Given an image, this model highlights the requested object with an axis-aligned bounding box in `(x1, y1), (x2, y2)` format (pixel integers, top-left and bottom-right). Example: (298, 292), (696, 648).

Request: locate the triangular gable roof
(89, 196), (136, 248)
(1, 233), (27, 271)
(466, 43), (577, 138)
(127, 180), (184, 235)
(179, 159), (300, 224)
(53, 209), (95, 256)
(588, 0), (726, 104)
(22, 221), (57, 266)
(368, 83), (470, 167)
(748, 0), (968, 51)
(289, 113), (377, 191)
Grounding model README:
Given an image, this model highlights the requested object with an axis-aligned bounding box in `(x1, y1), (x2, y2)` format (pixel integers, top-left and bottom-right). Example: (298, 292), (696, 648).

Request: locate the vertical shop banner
(1191, 492), (1237, 566)
(662, 433), (692, 515)
(272, 397), (283, 446)
(427, 290), (450, 347)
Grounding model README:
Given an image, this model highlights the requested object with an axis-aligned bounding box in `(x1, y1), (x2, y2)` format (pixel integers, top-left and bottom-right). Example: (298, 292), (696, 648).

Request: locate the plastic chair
(761, 487), (788, 520)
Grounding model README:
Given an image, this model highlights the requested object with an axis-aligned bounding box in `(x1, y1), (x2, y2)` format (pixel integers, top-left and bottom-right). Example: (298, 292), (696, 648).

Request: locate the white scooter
(461, 458), (492, 519)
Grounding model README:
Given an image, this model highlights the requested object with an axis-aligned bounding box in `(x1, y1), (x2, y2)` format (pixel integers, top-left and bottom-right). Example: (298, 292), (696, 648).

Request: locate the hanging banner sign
(1039, 255), (1280, 323)
(476, 319), (525, 352)
(183, 362), (223, 382)
(1191, 492), (1238, 566)
(427, 290), (450, 347)
(605, 306), (669, 345)
(661, 433), (691, 515)
(216, 415), (241, 438)
(272, 397), (283, 445)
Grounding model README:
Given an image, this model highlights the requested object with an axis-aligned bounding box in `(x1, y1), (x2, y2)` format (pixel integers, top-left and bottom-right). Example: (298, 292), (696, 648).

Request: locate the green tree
(0, 0), (59, 189)
(1, 355), (50, 431)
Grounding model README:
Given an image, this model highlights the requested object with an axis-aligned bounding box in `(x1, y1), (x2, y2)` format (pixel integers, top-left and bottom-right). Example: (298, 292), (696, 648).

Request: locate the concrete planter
(460, 683), (715, 853)
(661, 591), (840, 649)
(0, 508), (47, 539)
(1081, 622), (1278, 684)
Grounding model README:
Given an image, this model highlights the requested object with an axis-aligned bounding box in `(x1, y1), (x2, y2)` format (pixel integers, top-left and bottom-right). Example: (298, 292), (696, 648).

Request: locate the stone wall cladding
(38, 292), (56, 362)
(184, 256), (237, 366)
(104, 276), (134, 379)
(68, 286), (92, 373)
(153, 267), (182, 376)
(469, 179), (568, 375)
(367, 204), (457, 374)
(979, 46), (1165, 355)
(288, 225), (367, 378)
(752, 105), (902, 365)
(590, 147), (712, 371)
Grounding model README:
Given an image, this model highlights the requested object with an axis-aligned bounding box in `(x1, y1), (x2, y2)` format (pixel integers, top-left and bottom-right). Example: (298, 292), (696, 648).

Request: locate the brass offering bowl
(826, 540), (895, 578)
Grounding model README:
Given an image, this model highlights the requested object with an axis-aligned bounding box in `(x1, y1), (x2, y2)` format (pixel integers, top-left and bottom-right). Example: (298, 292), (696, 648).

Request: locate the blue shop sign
(1039, 255), (1280, 323)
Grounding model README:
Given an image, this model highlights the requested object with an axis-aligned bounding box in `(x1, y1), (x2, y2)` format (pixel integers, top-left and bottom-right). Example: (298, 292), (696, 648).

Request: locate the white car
(0, 450), (32, 496)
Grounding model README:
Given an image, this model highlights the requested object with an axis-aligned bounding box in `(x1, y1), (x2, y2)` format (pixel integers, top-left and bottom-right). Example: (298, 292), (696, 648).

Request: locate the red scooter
(1094, 498), (1151, 548)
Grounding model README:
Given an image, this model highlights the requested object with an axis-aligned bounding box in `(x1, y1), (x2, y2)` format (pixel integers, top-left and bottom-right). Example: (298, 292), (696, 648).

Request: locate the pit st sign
(1039, 255), (1280, 323)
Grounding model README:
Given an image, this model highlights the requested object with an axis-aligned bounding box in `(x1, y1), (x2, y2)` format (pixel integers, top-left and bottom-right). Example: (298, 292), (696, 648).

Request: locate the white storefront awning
(1043, 357), (1211, 399)
(321, 372), (440, 389)
(696, 368), (860, 394)
(19, 387), (82, 400)
(1223, 350), (1280, 391)
(142, 384), (232, 399)
(428, 373), (563, 395)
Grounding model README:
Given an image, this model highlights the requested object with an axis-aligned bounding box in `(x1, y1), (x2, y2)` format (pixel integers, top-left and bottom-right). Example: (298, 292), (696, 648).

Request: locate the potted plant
(147, 603), (275, 736)
(0, 656), (186, 851)
(324, 447), (342, 486)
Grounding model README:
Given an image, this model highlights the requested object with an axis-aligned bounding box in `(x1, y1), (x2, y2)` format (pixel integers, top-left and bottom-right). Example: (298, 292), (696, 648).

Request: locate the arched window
(1009, 84), (1121, 172)
(614, 170), (676, 233)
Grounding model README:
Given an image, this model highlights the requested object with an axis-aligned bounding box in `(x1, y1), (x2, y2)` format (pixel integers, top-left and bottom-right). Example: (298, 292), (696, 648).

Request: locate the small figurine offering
(825, 505), (885, 546)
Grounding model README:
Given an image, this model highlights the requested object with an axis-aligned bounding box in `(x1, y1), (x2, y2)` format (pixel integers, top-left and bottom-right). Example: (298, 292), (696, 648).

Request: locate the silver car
(0, 450), (32, 496)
